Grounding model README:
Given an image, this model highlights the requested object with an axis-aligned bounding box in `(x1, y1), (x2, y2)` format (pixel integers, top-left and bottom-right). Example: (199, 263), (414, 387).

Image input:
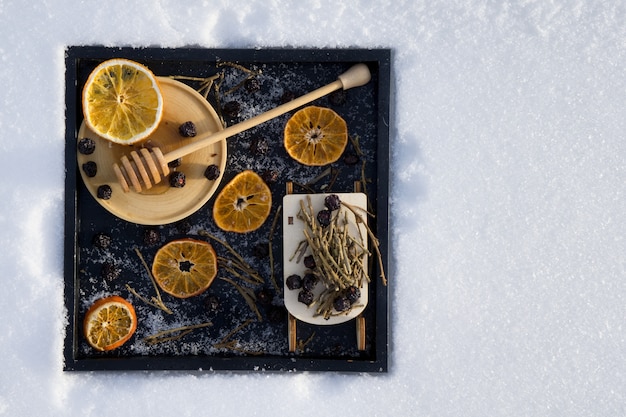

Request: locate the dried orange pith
(284, 106), (348, 166)
(213, 170), (272, 233)
(82, 58), (163, 145)
(152, 238), (218, 298)
(83, 295), (137, 352)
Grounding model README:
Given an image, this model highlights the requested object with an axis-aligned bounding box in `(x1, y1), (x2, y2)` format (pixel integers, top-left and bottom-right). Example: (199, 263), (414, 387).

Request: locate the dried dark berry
(101, 261), (120, 281)
(222, 100), (241, 118)
(97, 184), (112, 200)
(253, 242), (269, 258)
(178, 121), (197, 137)
(285, 274), (302, 290)
(77, 138), (96, 155)
(143, 228), (160, 245)
(255, 287), (273, 307)
(333, 296), (351, 312)
(261, 169), (279, 184)
(343, 152), (360, 165)
(298, 289), (315, 306)
(316, 209), (332, 227)
(324, 194), (341, 211)
(303, 273), (318, 291)
(267, 305), (286, 323)
(82, 161), (97, 177)
(303, 254), (316, 269)
(168, 158), (182, 168)
(174, 220), (191, 234)
(328, 90), (347, 106)
(346, 285), (361, 304)
(279, 90), (296, 104)
(92, 232), (111, 249)
(249, 136), (269, 155)
(169, 171), (186, 188)
(244, 77), (260, 93)
(204, 294), (221, 312)
(204, 164), (220, 181)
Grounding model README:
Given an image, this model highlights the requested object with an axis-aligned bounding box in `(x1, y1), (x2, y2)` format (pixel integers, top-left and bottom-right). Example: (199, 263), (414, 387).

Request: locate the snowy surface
(1, 1), (625, 416)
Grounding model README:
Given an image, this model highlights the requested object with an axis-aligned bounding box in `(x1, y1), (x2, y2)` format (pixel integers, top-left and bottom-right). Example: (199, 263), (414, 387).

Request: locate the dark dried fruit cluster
(143, 228), (160, 245)
(222, 100), (241, 118)
(169, 171), (186, 188)
(204, 164), (220, 181)
(260, 169), (279, 184)
(82, 161), (97, 177)
(249, 136), (269, 155)
(77, 138), (96, 155)
(168, 158), (182, 168)
(178, 121), (197, 137)
(328, 90), (347, 106)
(254, 286), (287, 323)
(97, 184), (112, 200)
(279, 90), (296, 104)
(92, 232), (111, 249)
(244, 77), (260, 93)
(101, 260), (120, 281)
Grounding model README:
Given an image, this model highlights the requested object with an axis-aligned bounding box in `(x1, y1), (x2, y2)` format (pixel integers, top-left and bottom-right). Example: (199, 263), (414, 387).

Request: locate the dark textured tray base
(64, 46), (391, 372)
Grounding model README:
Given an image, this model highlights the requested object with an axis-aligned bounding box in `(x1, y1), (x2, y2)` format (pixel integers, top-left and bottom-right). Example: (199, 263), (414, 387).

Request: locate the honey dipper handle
(165, 63), (371, 162)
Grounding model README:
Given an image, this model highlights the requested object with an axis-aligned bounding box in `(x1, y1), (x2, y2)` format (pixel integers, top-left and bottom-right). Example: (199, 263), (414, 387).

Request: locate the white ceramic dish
(282, 192), (369, 325)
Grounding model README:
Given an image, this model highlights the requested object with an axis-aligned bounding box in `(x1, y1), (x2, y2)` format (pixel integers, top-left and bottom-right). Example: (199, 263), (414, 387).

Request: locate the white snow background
(0, 1), (625, 416)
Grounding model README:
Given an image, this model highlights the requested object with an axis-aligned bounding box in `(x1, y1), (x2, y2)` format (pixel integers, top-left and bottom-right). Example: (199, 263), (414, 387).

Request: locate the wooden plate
(76, 77), (227, 225)
(282, 193), (369, 325)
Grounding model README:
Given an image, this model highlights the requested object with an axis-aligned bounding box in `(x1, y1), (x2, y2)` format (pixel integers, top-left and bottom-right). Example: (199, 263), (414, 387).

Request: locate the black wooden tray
(63, 46), (391, 372)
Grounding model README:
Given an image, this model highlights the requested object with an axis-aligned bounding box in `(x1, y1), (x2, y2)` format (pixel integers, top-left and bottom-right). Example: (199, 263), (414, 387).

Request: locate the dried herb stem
(296, 332), (316, 352)
(211, 319), (264, 355)
(144, 322), (213, 345)
(220, 277), (263, 321)
(218, 318), (254, 344)
(341, 201), (387, 286)
(199, 231), (263, 283)
(130, 248), (173, 314)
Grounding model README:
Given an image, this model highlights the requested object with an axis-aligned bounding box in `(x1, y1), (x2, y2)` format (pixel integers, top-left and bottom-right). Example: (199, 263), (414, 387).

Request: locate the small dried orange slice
(152, 238), (218, 298)
(212, 170), (272, 233)
(284, 106), (348, 166)
(82, 58), (163, 144)
(83, 295), (137, 351)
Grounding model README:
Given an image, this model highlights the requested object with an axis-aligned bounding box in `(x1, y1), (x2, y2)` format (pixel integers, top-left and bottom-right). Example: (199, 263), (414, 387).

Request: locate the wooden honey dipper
(113, 63), (372, 193)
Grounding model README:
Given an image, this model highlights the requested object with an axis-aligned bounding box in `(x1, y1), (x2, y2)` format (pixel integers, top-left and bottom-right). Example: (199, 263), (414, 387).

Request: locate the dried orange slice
(213, 170), (272, 233)
(83, 295), (137, 351)
(152, 238), (218, 298)
(82, 58), (163, 144)
(284, 106), (348, 166)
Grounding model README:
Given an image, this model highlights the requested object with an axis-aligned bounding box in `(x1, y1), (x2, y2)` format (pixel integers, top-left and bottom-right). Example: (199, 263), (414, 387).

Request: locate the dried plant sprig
(217, 256), (263, 285)
(340, 201), (387, 286)
(349, 134), (364, 157)
(199, 231), (263, 284)
(129, 248), (173, 314)
(144, 322), (213, 345)
(220, 277), (263, 321)
(216, 61), (263, 95)
(296, 331), (316, 352)
(212, 318), (264, 356)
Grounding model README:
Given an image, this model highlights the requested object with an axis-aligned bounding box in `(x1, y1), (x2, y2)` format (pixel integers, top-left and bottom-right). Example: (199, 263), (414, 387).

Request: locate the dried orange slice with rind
(213, 170), (272, 233)
(83, 295), (137, 351)
(284, 106), (348, 166)
(152, 238), (218, 298)
(82, 58), (163, 144)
